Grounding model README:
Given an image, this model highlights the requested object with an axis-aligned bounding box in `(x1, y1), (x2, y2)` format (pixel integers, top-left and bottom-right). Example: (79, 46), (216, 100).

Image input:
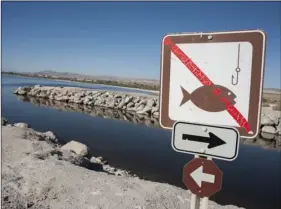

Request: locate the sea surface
(2, 74), (280, 209)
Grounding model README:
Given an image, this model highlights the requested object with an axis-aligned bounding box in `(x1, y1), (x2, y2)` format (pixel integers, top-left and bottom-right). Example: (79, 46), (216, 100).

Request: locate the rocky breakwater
(14, 85), (160, 118)
(14, 85), (281, 136)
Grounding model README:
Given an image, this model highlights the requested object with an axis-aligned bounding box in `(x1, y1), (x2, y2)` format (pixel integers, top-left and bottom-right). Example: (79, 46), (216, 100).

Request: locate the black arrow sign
(182, 132), (226, 149)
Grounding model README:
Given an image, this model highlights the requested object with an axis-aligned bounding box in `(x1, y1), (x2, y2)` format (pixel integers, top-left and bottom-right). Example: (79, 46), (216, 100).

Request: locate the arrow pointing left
(190, 166), (215, 187)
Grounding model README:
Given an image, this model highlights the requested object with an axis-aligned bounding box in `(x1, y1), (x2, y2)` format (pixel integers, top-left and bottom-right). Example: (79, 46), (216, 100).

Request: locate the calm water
(2, 75), (281, 209)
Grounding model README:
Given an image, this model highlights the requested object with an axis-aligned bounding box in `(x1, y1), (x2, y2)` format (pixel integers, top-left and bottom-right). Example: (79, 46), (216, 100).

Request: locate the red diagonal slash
(164, 37), (251, 133)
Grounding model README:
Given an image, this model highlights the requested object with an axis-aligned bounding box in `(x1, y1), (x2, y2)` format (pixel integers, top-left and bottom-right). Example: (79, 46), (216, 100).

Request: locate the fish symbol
(180, 85), (237, 112)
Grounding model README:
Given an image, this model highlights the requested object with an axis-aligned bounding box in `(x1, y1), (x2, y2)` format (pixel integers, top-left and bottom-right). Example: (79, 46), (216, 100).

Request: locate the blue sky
(2, 2), (280, 88)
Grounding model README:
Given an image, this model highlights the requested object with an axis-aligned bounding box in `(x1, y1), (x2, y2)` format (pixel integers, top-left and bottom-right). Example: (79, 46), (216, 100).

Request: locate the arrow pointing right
(190, 166), (215, 188)
(182, 132), (226, 149)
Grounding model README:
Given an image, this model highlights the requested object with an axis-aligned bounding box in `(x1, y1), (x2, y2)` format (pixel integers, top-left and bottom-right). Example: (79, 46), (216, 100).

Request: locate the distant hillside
(2, 70), (160, 91)
(30, 70), (160, 84)
(263, 88), (281, 94)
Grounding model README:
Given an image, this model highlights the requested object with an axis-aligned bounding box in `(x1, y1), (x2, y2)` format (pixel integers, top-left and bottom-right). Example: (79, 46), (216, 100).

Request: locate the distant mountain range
(3, 70), (159, 85)
(2, 70), (280, 92)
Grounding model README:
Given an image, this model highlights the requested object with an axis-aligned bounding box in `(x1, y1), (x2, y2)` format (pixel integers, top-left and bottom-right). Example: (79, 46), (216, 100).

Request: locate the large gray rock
(90, 156), (103, 165)
(260, 116), (275, 126)
(151, 107), (158, 114)
(95, 98), (105, 106)
(133, 97), (140, 104)
(73, 97), (83, 104)
(83, 96), (93, 105)
(261, 126), (276, 134)
(147, 98), (155, 107)
(60, 141), (90, 157)
(106, 97), (115, 108)
(2, 117), (8, 126)
(153, 111), (159, 117)
(127, 102), (135, 108)
(267, 113), (280, 125)
(134, 104), (145, 112)
(276, 118), (281, 135)
(75, 92), (85, 99)
(38, 92), (48, 98)
(41, 131), (64, 144)
(137, 98), (155, 114)
(134, 99), (147, 108)
(58, 150), (101, 170)
(14, 123), (29, 128)
(118, 96), (133, 108)
(14, 86), (32, 95)
(261, 132), (276, 140)
(155, 100), (160, 108)
(57, 96), (69, 102)
(137, 105), (152, 115)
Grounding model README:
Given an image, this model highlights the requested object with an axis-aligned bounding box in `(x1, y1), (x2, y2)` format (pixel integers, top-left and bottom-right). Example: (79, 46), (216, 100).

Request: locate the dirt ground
(1, 125), (244, 209)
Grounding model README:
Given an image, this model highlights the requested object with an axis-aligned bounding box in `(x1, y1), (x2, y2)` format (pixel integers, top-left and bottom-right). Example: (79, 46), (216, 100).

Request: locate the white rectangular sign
(172, 121), (240, 161)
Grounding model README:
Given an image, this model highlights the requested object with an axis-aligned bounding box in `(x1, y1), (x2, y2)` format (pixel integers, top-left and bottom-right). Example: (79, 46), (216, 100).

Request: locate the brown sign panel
(159, 30), (266, 138)
(183, 158), (223, 197)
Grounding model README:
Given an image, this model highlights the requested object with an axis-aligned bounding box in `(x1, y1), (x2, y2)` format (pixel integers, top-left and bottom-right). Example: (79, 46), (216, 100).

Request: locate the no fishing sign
(159, 30), (266, 139)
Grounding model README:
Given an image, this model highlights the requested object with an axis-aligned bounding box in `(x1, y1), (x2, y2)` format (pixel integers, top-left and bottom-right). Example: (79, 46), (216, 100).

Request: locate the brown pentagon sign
(159, 30), (267, 138)
(183, 158), (223, 198)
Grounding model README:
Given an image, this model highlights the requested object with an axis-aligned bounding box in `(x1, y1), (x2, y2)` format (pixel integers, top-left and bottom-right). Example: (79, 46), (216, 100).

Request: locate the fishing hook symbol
(231, 67), (240, 85)
(231, 44), (241, 86)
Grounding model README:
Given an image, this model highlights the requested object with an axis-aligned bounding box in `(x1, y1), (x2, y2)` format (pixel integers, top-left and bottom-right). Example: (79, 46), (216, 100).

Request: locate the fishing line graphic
(232, 44), (241, 86)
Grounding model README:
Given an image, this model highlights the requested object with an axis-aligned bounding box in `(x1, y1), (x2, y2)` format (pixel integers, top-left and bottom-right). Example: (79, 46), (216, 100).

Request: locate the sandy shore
(1, 120), (244, 209)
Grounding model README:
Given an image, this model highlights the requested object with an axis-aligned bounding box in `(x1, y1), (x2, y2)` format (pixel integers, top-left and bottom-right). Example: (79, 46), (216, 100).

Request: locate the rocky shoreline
(2, 118), (244, 209)
(14, 85), (281, 136)
(1, 117), (133, 178)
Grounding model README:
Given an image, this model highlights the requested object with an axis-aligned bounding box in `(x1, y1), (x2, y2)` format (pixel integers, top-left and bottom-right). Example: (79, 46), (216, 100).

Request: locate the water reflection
(16, 95), (281, 150)
(16, 95), (161, 129)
